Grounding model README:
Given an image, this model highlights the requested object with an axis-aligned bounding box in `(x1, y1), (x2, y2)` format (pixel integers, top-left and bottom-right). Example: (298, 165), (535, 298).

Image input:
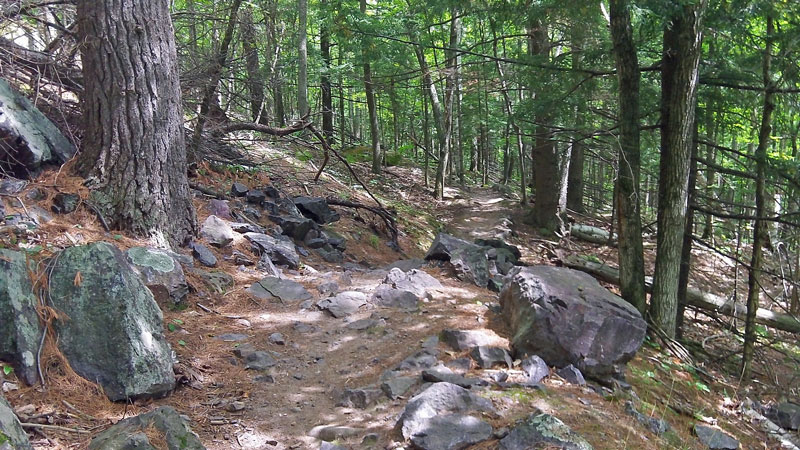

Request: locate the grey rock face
(189, 241), (217, 267)
(200, 215), (235, 247)
(410, 414), (493, 450)
(246, 189), (266, 204)
(337, 387), (383, 409)
(475, 238), (521, 260)
(89, 406), (205, 450)
(233, 344), (277, 371)
(247, 277), (312, 303)
(557, 365), (586, 385)
(231, 182), (249, 197)
(500, 266), (647, 379)
(0, 394), (33, 450)
(381, 376), (417, 399)
(47, 242), (175, 401)
(244, 232), (300, 269)
(51, 193), (79, 214)
(693, 424), (739, 449)
(499, 413), (592, 450)
(371, 286), (419, 311)
(765, 402), (800, 431)
(0, 78), (76, 177)
(425, 233), (490, 288)
(206, 199), (231, 219)
(370, 268), (442, 311)
(318, 291), (367, 318)
(189, 269), (234, 293)
(398, 382), (495, 447)
(470, 346), (512, 369)
(421, 366), (483, 389)
(625, 401), (670, 435)
(440, 329), (495, 351)
(0, 250), (42, 385)
(520, 355), (549, 384)
(269, 215), (316, 241)
(292, 196), (340, 224)
(126, 247), (188, 306)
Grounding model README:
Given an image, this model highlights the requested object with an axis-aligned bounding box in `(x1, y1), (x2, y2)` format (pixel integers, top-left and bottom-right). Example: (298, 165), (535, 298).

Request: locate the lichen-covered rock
(0, 250), (42, 385)
(89, 406), (205, 450)
(500, 266), (646, 379)
(47, 242), (175, 401)
(126, 247), (188, 307)
(500, 413), (592, 450)
(0, 393), (32, 450)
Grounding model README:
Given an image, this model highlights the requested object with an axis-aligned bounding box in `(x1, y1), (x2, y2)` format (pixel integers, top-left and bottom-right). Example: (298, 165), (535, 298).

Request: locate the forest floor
(2, 139), (796, 450)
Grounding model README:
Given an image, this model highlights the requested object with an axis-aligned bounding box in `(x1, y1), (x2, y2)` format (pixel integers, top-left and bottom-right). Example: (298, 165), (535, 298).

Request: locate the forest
(1, 0), (800, 449)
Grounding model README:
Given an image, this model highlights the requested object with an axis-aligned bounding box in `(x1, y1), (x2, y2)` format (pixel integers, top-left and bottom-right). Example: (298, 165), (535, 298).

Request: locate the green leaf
(177, 340), (186, 346)
(172, 319), (184, 325)
(2, 365), (13, 376)
(168, 323), (177, 332)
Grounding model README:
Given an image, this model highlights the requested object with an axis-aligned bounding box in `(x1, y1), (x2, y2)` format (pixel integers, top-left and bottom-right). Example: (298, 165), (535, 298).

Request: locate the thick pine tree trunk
(241, 6), (268, 123)
(361, 0), (381, 174)
(650, 0), (707, 338)
(297, 0), (309, 117)
(320, 0), (333, 142)
(77, 0), (196, 247)
(609, 0), (647, 314)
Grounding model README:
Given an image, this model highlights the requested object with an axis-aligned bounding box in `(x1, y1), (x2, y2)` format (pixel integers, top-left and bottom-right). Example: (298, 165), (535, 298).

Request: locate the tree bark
(609, 0), (647, 314)
(361, 0), (381, 174)
(76, 0), (196, 247)
(297, 0), (308, 117)
(650, 0), (707, 338)
(320, 0), (333, 142)
(241, 5), (268, 123)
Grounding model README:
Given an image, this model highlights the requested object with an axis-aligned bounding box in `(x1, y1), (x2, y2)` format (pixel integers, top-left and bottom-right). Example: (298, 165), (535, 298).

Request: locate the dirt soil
(1, 141), (792, 450)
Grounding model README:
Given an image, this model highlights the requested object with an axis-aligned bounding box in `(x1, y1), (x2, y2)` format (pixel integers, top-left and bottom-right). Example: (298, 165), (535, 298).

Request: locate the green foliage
(2, 364), (12, 376)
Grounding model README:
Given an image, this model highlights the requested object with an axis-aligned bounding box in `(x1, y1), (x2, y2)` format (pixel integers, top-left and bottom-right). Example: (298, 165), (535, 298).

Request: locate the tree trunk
(566, 27), (586, 213)
(76, 0), (196, 247)
(742, 15), (775, 381)
(297, 0), (308, 117)
(609, 0), (647, 314)
(650, 0), (707, 338)
(241, 5), (268, 123)
(361, 0), (381, 174)
(320, 0), (333, 142)
(677, 122), (700, 338)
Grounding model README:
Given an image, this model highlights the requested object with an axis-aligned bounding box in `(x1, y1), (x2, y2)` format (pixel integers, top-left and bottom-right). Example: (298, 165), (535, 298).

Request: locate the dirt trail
(437, 186), (517, 243)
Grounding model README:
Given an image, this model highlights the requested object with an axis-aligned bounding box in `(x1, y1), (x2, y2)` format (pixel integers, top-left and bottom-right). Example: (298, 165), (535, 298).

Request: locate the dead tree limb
(560, 253), (800, 334)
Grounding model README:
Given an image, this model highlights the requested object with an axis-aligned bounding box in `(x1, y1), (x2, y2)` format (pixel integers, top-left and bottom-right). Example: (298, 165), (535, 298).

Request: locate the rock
(292, 196), (340, 224)
(27, 205), (52, 224)
(189, 269), (233, 293)
(51, 192), (79, 214)
(231, 182), (249, 197)
(0, 250), (43, 385)
(189, 241), (217, 267)
(293, 322), (317, 334)
(475, 238), (521, 260)
(765, 402), (800, 430)
(395, 349), (439, 371)
(385, 259), (427, 272)
(371, 286), (419, 311)
(244, 232), (300, 269)
(229, 222), (264, 234)
(88, 406), (204, 450)
(625, 401), (670, 435)
(520, 355), (549, 384)
(0, 394), (33, 450)
(316, 246), (344, 263)
(693, 424), (739, 449)
(381, 376), (417, 399)
(200, 215), (235, 247)
(233, 344), (277, 371)
(257, 253), (282, 277)
(310, 425), (360, 442)
(345, 317), (385, 330)
(382, 268), (443, 298)
(445, 358), (472, 374)
(422, 335), (439, 350)
(216, 333), (248, 342)
(0, 78), (76, 177)
(268, 333), (285, 345)
(337, 387), (383, 409)
(320, 442), (346, 450)
(232, 250), (255, 266)
(440, 329), (496, 351)
(269, 214), (316, 241)
(47, 242), (174, 401)
(398, 382), (495, 447)
(246, 189), (266, 204)
(306, 237), (328, 249)
(0, 178), (27, 196)
(318, 291), (367, 318)
(470, 346), (512, 369)
(425, 233), (490, 288)
(317, 280), (339, 297)
(206, 199), (231, 219)
(422, 366), (483, 389)
(263, 185), (280, 198)
(557, 365), (586, 385)
(500, 266), (647, 379)
(499, 413), (592, 450)
(247, 277), (312, 303)
(126, 247), (188, 307)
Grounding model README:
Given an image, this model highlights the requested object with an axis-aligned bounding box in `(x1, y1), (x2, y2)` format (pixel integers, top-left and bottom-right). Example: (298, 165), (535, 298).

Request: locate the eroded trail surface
(437, 186), (517, 243)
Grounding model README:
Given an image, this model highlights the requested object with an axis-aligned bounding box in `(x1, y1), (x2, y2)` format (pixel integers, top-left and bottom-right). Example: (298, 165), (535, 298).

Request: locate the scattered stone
(489, 371), (509, 383)
(189, 269), (233, 293)
(765, 402), (800, 431)
(257, 253), (282, 277)
(381, 376), (417, 399)
(318, 291), (367, 318)
(232, 250), (255, 266)
(445, 358), (472, 374)
(398, 382), (495, 448)
(228, 401), (246, 412)
(293, 322), (317, 334)
(263, 185), (280, 198)
(268, 333), (285, 345)
(346, 317), (385, 331)
(0, 394), (33, 450)
(337, 387), (383, 409)
(292, 196), (340, 224)
(231, 182), (249, 197)
(693, 424), (739, 449)
(206, 199), (231, 219)
(0, 250), (43, 385)
(309, 425), (360, 442)
(395, 349), (439, 371)
(233, 345), (277, 371)
(316, 246), (344, 263)
(361, 433), (379, 446)
(306, 237), (327, 249)
(425, 233), (490, 288)
(24, 186), (45, 200)
(371, 286), (419, 311)
(500, 413), (592, 450)
(189, 241), (217, 267)
(475, 238), (521, 260)
(269, 214), (316, 240)
(244, 232), (300, 269)
(557, 364), (586, 385)
(246, 189), (266, 204)
(229, 222), (264, 234)
(88, 406), (205, 450)
(247, 277), (312, 303)
(320, 442), (346, 450)
(126, 247), (189, 306)
(317, 280), (339, 297)
(216, 334), (248, 342)
(200, 215), (235, 247)
(254, 374), (275, 383)
(500, 266), (647, 379)
(51, 192), (79, 214)
(440, 329), (496, 351)
(27, 205), (52, 224)
(470, 346), (512, 369)
(521, 355), (549, 384)
(422, 366), (483, 389)
(47, 242), (174, 401)
(421, 335), (439, 350)
(385, 259), (427, 272)
(0, 178), (27, 196)
(625, 401), (670, 435)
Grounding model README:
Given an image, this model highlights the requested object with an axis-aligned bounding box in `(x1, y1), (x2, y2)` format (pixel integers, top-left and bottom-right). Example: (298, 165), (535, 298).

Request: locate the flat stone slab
(500, 413), (592, 450)
(247, 277), (312, 303)
(317, 291), (367, 318)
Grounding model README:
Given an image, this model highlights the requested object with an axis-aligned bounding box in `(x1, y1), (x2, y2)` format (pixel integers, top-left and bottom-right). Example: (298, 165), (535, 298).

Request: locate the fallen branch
(19, 422), (90, 434)
(326, 197), (399, 250)
(188, 182), (229, 200)
(560, 253), (800, 334)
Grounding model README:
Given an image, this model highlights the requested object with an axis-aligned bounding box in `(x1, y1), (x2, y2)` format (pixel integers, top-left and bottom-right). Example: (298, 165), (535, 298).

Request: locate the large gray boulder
(0, 250), (42, 385)
(244, 232), (300, 269)
(0, 394), (32, 450)
(199, 215), (235, 247)
(500, 413), (592, 450)
(89, 406), (205, 450)
(126, 247), (188, 307)
(499, 266), (646, 379)
(425, 233), (490, 288)
(47, 242), (175, 401)
(247, 277), (312, 304)
(292, 196), (340, 224)
(0, 78), (76, 177)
